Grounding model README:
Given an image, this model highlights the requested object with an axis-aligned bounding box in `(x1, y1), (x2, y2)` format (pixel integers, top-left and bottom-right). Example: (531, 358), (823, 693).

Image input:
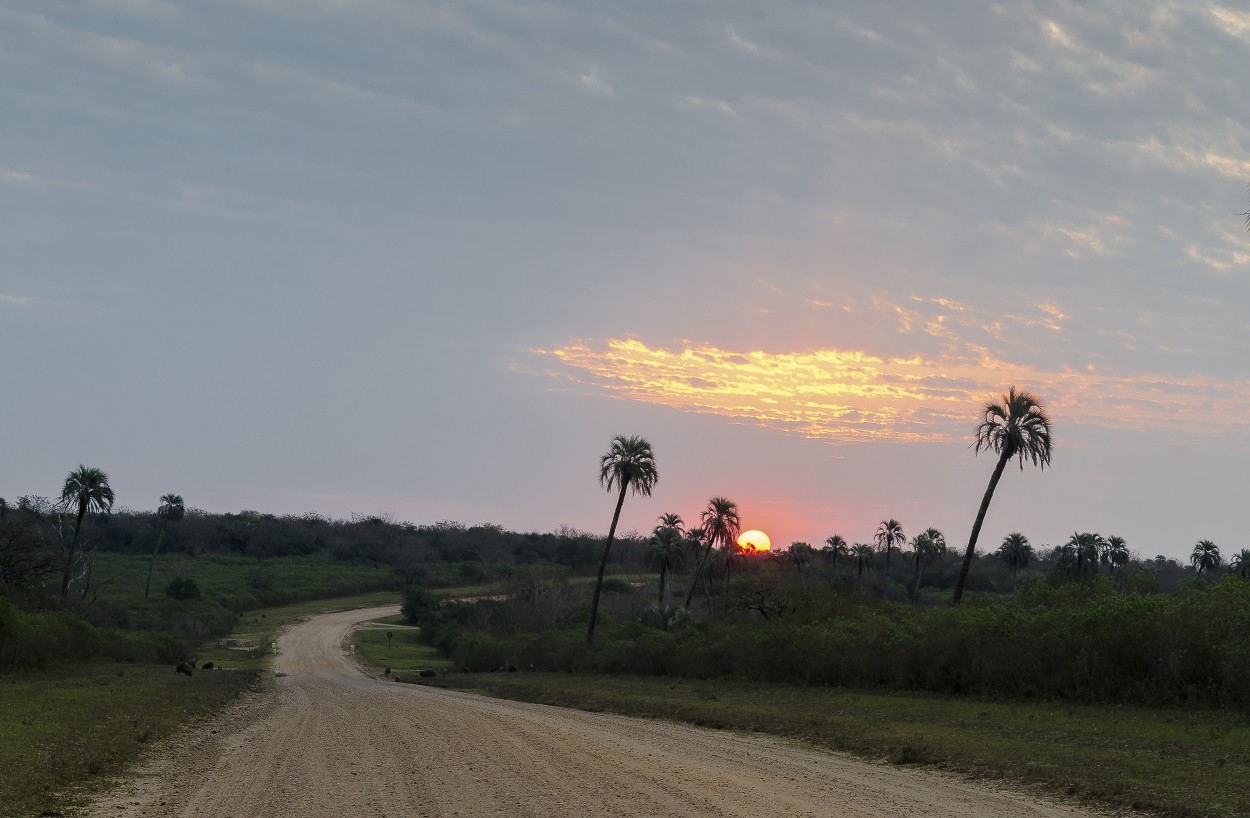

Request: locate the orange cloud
(536, 339), (1250, 443)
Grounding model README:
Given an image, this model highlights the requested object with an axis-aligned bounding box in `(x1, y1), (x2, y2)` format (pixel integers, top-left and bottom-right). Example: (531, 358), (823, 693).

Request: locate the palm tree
(1065, 532), (1104, 577)
(1103, 535), (1130, 578)
(789, 542), (815, 586)
(910, 527), (945, 600)
(823, 534), (847, 567)
(1230, 548), (1250, 579)
(851, 543), (875, 584)
(875, 519), (905, 571)
(645, 525), (686, 607)
(656, 512), (684, 535)
(58, 465), (115, 603)
(1191, 539), (1222, 577)
(685, 497), (740, 609)
(587, 435), (658, 645)
(997, 532), (1033, 590)
(953, 387), (1053, 604)
(145, 493), (185, 599)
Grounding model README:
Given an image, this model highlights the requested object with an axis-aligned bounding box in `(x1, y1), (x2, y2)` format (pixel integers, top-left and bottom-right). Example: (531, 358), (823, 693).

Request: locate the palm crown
(974, 386), (1053, 470)
(60, 465), (115, 539)
(599, 435), (659, 498)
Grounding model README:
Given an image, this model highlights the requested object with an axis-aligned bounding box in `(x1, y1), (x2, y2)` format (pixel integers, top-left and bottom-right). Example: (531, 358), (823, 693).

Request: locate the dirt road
(87, 605), (1101, 817)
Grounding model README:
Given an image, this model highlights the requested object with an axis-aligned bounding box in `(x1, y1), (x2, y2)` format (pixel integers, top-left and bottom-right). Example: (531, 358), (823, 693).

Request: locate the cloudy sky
(4, 0), (1250, 560)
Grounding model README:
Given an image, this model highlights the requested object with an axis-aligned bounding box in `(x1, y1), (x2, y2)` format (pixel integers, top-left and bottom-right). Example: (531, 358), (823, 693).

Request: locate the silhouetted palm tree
(789, 542), (815, 586)
(1064, 532), (1104, 577)
(645, 525), (686, 607)
(997, 532), (1033, 590)
(910, 527), (945, 600)
(1230, 548), (1250, 579)
(823, 534), (847, 567)
(58, 465), (115, 603)
(145, 493), (185, 599)
(1102, 535), (1130, 578)
(851, 543), (874, 584)
(587, 435), (658, 645)
(1191, 539), (1221, 576)
(875, 519), (905, 571)
(953, 387), (1053, 604)
(685, 497), (740, 608)
(656, 512), (684, 535)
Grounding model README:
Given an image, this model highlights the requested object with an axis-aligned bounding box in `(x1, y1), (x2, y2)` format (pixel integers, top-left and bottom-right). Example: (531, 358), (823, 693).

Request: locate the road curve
(87, 605), (1101, 818)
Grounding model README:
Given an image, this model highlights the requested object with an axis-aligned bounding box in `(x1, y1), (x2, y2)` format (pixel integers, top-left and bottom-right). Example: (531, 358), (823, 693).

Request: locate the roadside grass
(351, 618), (453, 681)
(0, 592), (400, 818)
(424, 673), (1250, 818)
(0, 660), (256, 818)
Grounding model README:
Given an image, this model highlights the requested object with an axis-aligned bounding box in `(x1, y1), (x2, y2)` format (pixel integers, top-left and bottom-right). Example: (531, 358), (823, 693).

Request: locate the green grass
(352, 617), (453, 681)
(0, 592), (400, 818)
(424, 673), (1250, 818)
(0, 660), (257, 818)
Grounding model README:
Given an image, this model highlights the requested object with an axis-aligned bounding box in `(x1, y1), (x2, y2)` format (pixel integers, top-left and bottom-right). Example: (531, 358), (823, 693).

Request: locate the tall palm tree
(851, 543), (874, 584)
(1191, 539), (1222, 577)
(685, 497), (740, 609)
(645, 525), (686, 607)
(145, 493), (185, 599)
(997, 532), (1033, 590)
(910, 527), (946, 600)
(58, 465), (115, 603)
(823, 534), (847, 567)
(1230, 548), (1250, 579)
(875, 519), (905, 571)
(587, 435), (658, 645)
(953, 387), (1053, 604)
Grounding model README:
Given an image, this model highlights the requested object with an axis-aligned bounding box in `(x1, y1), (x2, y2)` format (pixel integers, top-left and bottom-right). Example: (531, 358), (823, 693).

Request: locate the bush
(165, 577), (201, 600)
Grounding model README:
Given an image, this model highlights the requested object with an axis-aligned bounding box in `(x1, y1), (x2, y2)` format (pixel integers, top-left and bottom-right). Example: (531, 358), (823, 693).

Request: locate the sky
(4, 0), (1250, 561)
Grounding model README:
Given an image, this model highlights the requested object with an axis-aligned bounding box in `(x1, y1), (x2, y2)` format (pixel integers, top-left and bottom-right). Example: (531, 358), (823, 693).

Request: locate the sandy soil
(85, 605), (1104, 818)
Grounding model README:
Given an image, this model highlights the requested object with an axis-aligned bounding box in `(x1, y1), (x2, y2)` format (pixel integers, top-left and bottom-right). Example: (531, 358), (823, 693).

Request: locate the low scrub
(0, 597), (186, 669)
(419, 578), (1250, 707)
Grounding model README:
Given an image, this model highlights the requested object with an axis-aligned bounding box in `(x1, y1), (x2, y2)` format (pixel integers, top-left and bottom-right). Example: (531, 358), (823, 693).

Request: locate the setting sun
(737, 530), (772, 553)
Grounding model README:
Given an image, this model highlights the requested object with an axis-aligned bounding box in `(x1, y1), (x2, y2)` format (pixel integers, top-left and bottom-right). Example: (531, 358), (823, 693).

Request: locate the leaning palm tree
(823, 534), (847, 567)
(587, 435), (658, 645)
(684, 497), (740, 609)
(875, 519), (905, 571)
(58, 465), (115, 603)
(997, 532), (1033, 590)
(145, 493), (185, 599)
(1230, 548), (1250, 579)
(910, 527), (946, 600)
(851, 543), (875, 584)
(1191, 539), (1222, 577)
(645, 525), (686, 607)
(953, 387), (1053, 604)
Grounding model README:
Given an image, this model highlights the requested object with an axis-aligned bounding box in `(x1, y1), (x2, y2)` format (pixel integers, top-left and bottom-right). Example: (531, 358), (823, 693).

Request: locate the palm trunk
(60, 502), (88, 603)
(145, 521), (168, 599)
(912, 558), (923, 601)
(587, 480), (628, 646)
(657, 566), (666, 607)
(685, 542), (714, 609)
(952, 450), (1010, 604)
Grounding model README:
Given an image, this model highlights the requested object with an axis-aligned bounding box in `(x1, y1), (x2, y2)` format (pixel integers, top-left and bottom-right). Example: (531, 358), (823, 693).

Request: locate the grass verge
(0, 592), (400, 818)
(418, 672), (1249, 818)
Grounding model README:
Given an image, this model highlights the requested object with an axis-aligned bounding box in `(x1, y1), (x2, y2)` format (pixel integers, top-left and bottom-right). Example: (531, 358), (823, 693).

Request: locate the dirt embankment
(86, 605), (1105, 817)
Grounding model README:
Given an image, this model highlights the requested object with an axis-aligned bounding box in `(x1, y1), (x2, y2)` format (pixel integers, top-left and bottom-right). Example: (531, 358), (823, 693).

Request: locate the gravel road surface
(85, 605), (1101, 817)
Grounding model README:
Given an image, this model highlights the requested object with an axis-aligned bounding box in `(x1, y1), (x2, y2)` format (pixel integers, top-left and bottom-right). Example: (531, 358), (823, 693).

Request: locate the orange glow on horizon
(737, 530), (771, 553)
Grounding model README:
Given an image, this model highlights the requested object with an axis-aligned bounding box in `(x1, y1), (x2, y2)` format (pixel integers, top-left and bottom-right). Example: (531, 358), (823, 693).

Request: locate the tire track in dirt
(85, 605), (1105, 818)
